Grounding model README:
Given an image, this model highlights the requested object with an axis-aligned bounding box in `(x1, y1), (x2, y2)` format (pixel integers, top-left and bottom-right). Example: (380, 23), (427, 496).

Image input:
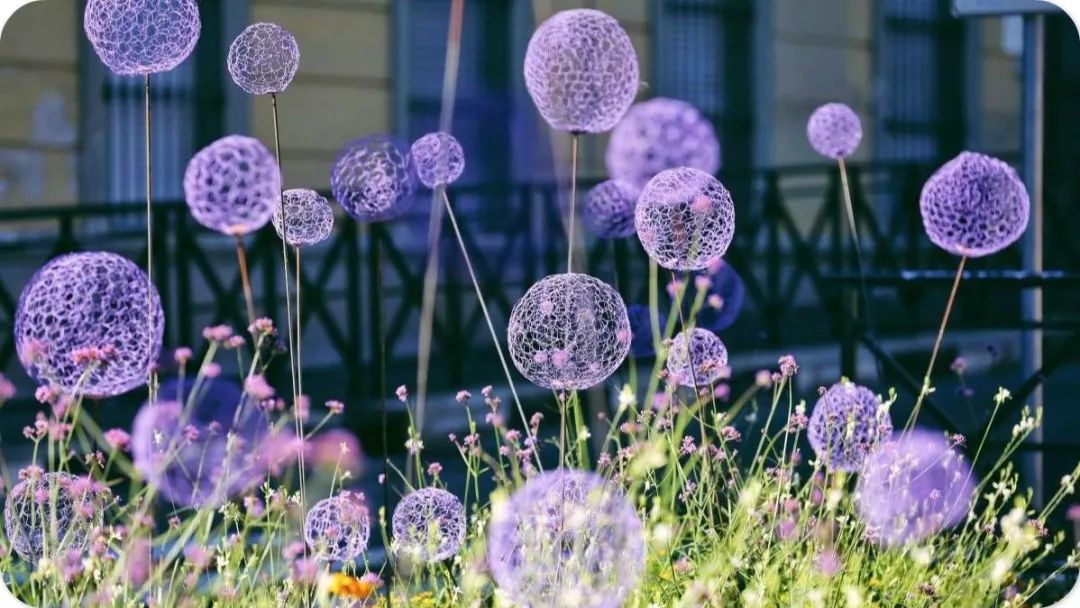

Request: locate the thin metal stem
(234, 237), (256, 327)
(414, 186), (443, 452)
(295, 247), (303, 404)
(906, 255), (967, 430)
(567, 133), (579, 273)
(837, 158), (881, 379)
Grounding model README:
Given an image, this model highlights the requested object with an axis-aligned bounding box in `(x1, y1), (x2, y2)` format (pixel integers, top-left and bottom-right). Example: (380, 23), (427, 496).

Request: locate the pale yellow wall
(0, 0), (79, 207)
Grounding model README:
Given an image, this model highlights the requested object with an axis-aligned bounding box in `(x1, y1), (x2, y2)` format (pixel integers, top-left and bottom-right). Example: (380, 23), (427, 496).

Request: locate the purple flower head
(856, 428), (976, 546)
(679, 259), (745, 333)
(410, 132), (466, 188)
(184, 135), (280, 236)
(4, 472), (109, 563)
(330, 134), (417, 223)
(15, 252), (163, 398)
(84, 0), (200, 76)
(806, 102), (863, 159)
(391, 487), (466, 563)
(304, 494), (371, 563)
(487, 469), (645, 608)
(271, 188), (335, 247)
(606, 98), (720, 189)
(582, 179), (639, 239)
(227, 22), (299, 96)
(807, 382), (893, 472)
(508, 273), (630, 390)
(627, 304), (666, 358)
(524, 9), (639, 134)
(635, 167), (735, 271)
(309, 427), (364, 475)
(919, 151), (1029, 258)
(665, 328), (728, 388)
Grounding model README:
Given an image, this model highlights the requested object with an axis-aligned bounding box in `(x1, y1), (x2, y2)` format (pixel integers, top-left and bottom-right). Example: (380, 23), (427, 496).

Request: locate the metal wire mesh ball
(507, 273), (631, 390)
(635, 167), (735, 271)
(330, 134), (417, 223)
(304, 494), (371, 563)
(4, 472), (108, 563)
(606, 98), (720, 189)
(523, 9), (640, 134)
(583, 179), (639, 239)
(271, 189), (335, 247)
(807, 382), (893, 472)
(665, 328), (728, 388)
(184, 135), (280, 236)
(919, 151), (1029, 258)
(227, 22), (299, 96)
(487, 469), (645, 608)
(84, 0), (201, 76)
(391, 487), (466, 564)
(15, 252), (163, 398)
(806, 102), (863, 160)
(410, 132), (465, 188)
(856, 429), (976, 546)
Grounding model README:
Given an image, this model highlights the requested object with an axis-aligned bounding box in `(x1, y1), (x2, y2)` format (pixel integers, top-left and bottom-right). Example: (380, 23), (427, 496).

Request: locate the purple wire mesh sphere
(507, 273), (631, 390)
(304, 494), (371, 563)
(184, 135), (280, 236)
(4, 472), (109, 563)
(635, 167), (735, 271)
(84, 0), (201, 76)
(606, 98), (721, 189)
(487, 469), (645, 608)
(680, 259), (745, 333)
(856, 429), (976, 546)
(391, 487), (466, 564)
(583, 179), (639, 239)
(271, 188), (335, 247)
(524, 9), (640, 134)
(919, 151), (1030, 258)
(15, 252), (163, 398)
(227, 22), (299, 96)
(665, 328), (728, 388)
(410, 132), (466, 188)
(627, 303), (666, 358)
(806, 102), (863, 160)
(330, 134), (417, 223)
(807, 382), (893, 472)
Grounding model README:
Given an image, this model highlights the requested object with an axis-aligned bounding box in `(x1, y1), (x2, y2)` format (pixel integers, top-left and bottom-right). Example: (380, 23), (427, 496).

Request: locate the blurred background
(0, 0), (1078, 584)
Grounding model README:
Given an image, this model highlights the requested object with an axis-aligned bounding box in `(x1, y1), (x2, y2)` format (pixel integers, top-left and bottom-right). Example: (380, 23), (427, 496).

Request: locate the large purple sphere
(15, 252), (163, 398)
(524, 9), (640, 134)
(157, 376), (250, 434)
(272, 188), (335, 247)
(682, 259), (745, 333)
(665, 328), (728, 388)
(304, 494), (371, 563)
(583, 179), (638, 239)
(919, 151), (1029, 258)
(227, 22), (300, 96)
(84, 0), (200, 76)
(411, 132), (466, 188)
(184, 135), (280, 236)
(606, 98), (720, 189)
(807, 382), (893, 472)
(856, 429), (976, 546)
(635, 167), (735, 271)
(487, 469), (644, 608)
(627, 304), (666, 358)
(807, 102), (863, 159)
(330, 134), (417, 223)
(391, 487), (466, 563)
(4, 472), (109, 563)
(507, 273), (631, 390)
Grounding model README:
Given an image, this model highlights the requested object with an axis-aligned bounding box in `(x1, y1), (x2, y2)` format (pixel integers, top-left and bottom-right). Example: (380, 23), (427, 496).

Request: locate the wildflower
(816, 549), (841, 577)
(666, 279), (684, 298)
(103, 428), (131, 452)
(713, 383), (731, 400)
(0, 374), (14, 401)
(173, 347), (193, 365)
(707, 293), (724, 309)
(405, 437), (423, 455)
(291, 558), (319, 585)
(225, 335), (246, 349)
(244, 374), (275, 400)
(396, 385), (409, 401)
(755, 369), (772, 387)
(295, 394), (310, 422)
(427, 462), (443, 477)
(680, 435), (697, 456)
(34, 385), (56, 404)
(183, 545), (212, 571)
(776, 518), (797, 541)
(778, 354), (798, 378)
(456, 390), (471, 403)
(694, 275), (712, 291)
(326, 572), (382, 601)
(482, 385), (494, 398)
(202, 325), (233, 342)
(720, 426), (741, 442)
(203, 362), (222, 378)
(673, 556), (692, 574)
(1067, 504), (1080, 522)
(248, 317), (275, 335)
(950, 356), (968, 374)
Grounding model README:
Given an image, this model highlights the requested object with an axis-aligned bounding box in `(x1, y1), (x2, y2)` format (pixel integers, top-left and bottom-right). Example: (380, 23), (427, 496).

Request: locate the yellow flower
(327, 572), (379, 600)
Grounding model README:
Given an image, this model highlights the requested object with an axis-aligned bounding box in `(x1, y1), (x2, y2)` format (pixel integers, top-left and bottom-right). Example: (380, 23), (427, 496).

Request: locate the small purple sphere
(583, 179), (639, 239)
(920, 151), (1030, 258)
(227, 22), (300, 96)
(410, 132), (466, 188)
(272, 188), (335, 247)
(856, 429), (976, 546)
(635, 167), (735, 271)
(184, 135), (280, 236)
(304, 494), (371, 562)
(665, 328), (728, 388)
(524, 9), (640, 134)
(487, 469), (645, 608)
(507, 273), (631, 390)
(330, 134), (417, 223)
(807, 382), (893, 472)
(4, 472), (109, 563)
(606, 98), (721, 189)
(391, 487), (466, 563)
(84, 0), (201, 76)
(807, 102), (863, 159)
(15, 252), (163, 398)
